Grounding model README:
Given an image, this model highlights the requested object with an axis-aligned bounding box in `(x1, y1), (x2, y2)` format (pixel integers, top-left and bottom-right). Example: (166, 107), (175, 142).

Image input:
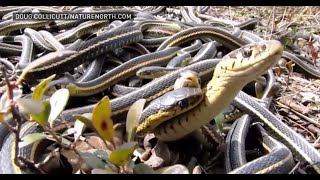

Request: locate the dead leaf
(77, 150), (108, 170)
(143, 141), (170, 168)
(279, 97), (310, 114)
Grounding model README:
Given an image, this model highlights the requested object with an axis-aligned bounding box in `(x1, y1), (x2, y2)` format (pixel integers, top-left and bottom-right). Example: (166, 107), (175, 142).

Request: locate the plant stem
(41, 125), (70, 149)
(1, 114), (17, 133)
(0, 66), (24, 167)
(19, 157), (46, 174)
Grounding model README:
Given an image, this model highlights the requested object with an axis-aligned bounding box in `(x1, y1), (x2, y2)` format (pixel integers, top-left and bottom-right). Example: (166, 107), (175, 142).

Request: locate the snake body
(152, 40), (283, 141)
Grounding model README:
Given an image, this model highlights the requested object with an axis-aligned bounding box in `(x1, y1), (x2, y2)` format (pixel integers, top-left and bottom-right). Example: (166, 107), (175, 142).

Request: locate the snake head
(214, 40), (283, 83)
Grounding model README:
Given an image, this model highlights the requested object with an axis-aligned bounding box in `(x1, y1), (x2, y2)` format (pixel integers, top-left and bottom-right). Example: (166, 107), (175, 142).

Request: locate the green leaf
(32, 74), (56, 100)
(155, 164), (189, 174)
(92, 149), (110, 162)
(78, 149), (108, 169)
(30, 101), (51, 125)
(19, 133), (48, 148)
(48, 88), (69, 121)
(291, 26), (297, 34)
(214, 112), (225, 132)
(126, 99), (146, 142)
(91, 149), (120, 172)
(48, 88), (70, 127)
(92, 96), (114, 142)
(133, 163), (156, 174)
(73, 113), (94, 130)
(286, 60), (295, 75)
(109, 142), (137, 167)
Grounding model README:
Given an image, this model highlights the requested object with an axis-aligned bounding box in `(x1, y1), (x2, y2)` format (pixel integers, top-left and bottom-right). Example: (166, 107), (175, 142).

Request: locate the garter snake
(137, 39), (204, 79)
(156, 25), (320, 79)
(0, 19), (51, 35)
(0, 42), (22, 56)
(111, 84), (139, 97)
(136, 66), (178, 79)
(224, 77), (295, 174)
(38, 30), (65, 51)
(64, 47), (181, 96)
(137, 70), (203, 135)
(143, 25), (180, 38)
(238, 29), (320, 78)
(145, 40), (320, 173)
(0, 35), (34, 69)
(0, 59), (220, 174)
(157, 26), (248, 51)
(17, 26), (143, 83)
(24, 28), (56, 52)
(151, 40), (284, 141)
(190, 41), (218, 64)
(227, 121), (295, 174)
(55, 20), (109, 44)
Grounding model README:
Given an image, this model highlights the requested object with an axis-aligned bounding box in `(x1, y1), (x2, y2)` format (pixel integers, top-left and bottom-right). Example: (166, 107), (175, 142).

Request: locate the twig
(0, 66), (24, 167)
(283, 116), (316, 140)
(36, 148), (59, 168)
(289, 162), (301, 174)
(205, 143), (225, 171)
(298, 25), (320, 30)
(0, 112), (17, 133)
(228, 6), (233, 22)
(18, 157), (46, 174)
(276, 101), (320, 127)
(280, 7), (287, 27)
(299, 7), (309, 17)
(264, 8), (273, 39)
(41, 125), (70, 149)
(313, 135), (320, 146)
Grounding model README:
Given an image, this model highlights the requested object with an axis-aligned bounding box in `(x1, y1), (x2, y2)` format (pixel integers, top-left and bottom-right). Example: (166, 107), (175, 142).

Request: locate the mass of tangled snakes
(0, 6), (319, 174)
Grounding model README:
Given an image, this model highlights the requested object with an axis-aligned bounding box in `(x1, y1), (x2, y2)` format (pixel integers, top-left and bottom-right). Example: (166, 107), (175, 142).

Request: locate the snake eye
(241, 48), (252, 58)
(261, 44), (267, 51)
(178, 99), (189, 109)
